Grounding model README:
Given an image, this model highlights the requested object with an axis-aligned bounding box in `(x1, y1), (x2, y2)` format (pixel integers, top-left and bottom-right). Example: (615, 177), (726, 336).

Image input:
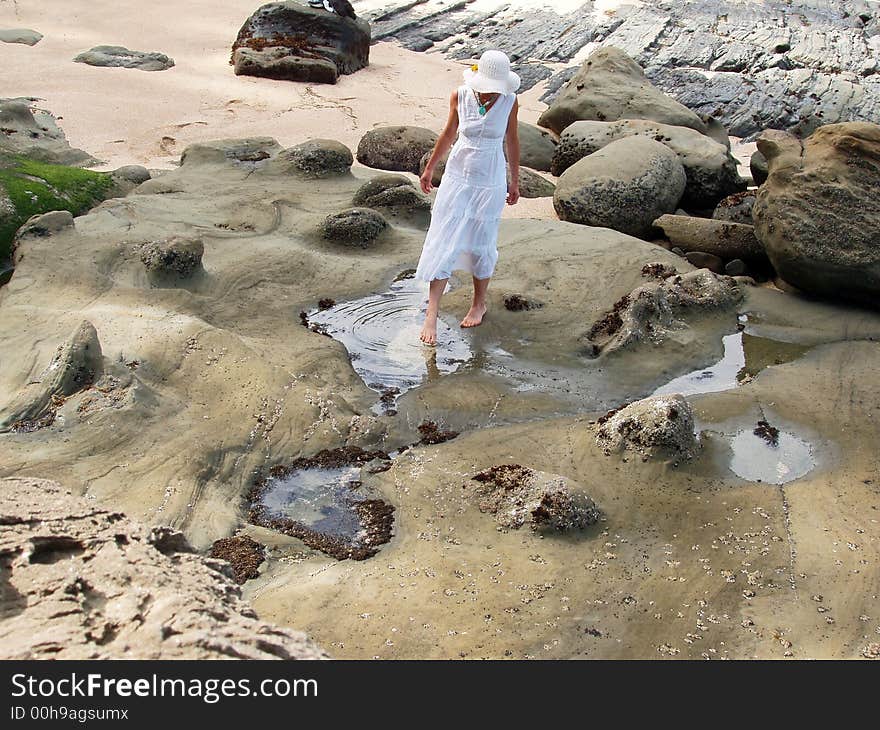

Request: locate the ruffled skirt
(415, 142), (507, 282)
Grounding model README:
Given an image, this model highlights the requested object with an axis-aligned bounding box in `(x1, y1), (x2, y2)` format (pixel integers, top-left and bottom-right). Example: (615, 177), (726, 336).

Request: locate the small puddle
(653, 317), (811, 398)
(307, 276), (472, 413)
(728, 427), (816, 485)
(248, 448), (395, 560)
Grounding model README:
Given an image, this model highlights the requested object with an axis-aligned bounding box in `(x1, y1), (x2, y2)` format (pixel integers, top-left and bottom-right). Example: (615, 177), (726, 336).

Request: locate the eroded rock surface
(752, 123), (880, 306)
(232, 2), (370, 83)
(357, 125), (437, 174)
(0, 477), (326, 659)
(583, 269), (743, 357)
(596, 394), (698, 462)
(467, 465), (601, 532)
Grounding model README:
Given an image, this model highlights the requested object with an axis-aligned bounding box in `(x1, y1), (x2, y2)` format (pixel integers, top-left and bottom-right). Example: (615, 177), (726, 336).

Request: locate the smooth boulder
(653, 214), (765, 262)
(232, 2), (370, 84)
(538, 47), (708, 137)
(272, 139), (353, 177)
(74, 46), (174, 71)
(516, 122), (557, 172)
(553, 136), (686, 238)
(358, 126), (437, 175)
(552, 119), (745, 208)
(320, 207), (387, 247)
(0, 29), (43, 46)
(752, 123), (880, 307)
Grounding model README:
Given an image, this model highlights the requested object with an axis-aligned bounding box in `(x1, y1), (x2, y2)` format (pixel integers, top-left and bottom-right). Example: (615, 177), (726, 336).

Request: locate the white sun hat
(463, 49), (521, 94)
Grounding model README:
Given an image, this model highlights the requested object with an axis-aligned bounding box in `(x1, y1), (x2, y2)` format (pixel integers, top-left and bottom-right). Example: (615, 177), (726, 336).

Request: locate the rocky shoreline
(362, 0), (880, 138)
(2, 0), (880, 660)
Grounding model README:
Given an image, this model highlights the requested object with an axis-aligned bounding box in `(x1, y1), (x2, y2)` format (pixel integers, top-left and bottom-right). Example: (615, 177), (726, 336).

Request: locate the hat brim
(462, 67), (521, 95)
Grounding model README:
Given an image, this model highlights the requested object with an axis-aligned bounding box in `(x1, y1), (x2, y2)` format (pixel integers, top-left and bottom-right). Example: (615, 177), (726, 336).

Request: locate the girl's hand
(506, 180), (520, 205)
(419, 168), (434, 194)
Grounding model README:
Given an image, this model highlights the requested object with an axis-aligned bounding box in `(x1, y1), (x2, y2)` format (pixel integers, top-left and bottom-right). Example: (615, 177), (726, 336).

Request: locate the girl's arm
(505, 96), (520, 205)
(420, 90), (459, 193)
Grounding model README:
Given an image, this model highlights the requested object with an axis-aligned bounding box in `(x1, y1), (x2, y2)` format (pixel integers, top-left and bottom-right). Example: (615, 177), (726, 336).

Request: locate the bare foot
(420, 313), (438, 345)
(460, 302), (487, 328)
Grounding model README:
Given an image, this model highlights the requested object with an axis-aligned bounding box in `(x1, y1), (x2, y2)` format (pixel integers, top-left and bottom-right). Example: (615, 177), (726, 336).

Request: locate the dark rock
(685, 251), (724, 273)
(352, 174), (430, 219)
(232, 2), (370, 83)
(272, 138), (353, 177)
(554, 136), (686, 238)
(725, 258), (748, 276)
(320, 207), (387, 246)
(512, 167), (555, 198)
(713, 190), (756, 225)
(357, 126), (437, 174)
(74, 46), (174, 71)
(515, 122), (557, 172)
(140, 237), (204, 278)
(750, 149), (769, 185)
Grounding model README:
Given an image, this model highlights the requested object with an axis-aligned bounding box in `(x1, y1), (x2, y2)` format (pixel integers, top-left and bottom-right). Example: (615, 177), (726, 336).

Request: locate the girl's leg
(461, 276), (490, 328)
(420, 277), (448, 345)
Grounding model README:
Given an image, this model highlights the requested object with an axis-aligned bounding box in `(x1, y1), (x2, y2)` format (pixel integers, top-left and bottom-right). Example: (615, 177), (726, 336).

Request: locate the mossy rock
(0, 152), (113, 263)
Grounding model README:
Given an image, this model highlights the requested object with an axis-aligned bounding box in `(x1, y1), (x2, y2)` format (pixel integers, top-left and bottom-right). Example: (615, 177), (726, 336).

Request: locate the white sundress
(414, 85), (515, 282)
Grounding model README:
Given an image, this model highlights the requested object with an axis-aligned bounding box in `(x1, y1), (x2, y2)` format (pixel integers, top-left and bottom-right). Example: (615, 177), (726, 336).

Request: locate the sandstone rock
(538, 47), (708, 137)
(468, 465), (600, 532)
(583, 269), (742, 357)
(752, 123), (880, 307)
(320, 207), (387, 246)
(352, 174), (430, 221)
(713, 190), (756, 225)
(112, 165), (151, 185)
(0, 99), (97, 167)
(13, 211), (76, 257)
(0, 29), (43, 46)
(357, 126), (437, 175)
(516, 122), (557, 172)
(74, 45), (174, 71)
(596, 394), (698, 462)
(273, 138), (353, 177)
(0, 321), (102, 431)
(554, 136), (686, 238)
(552, 119), (745, 208)
(232, 2), (370, 83)
(180, 137), (282, 167)
(653, 214), (765, 262)
(0, 477), (327, 659)
(685, 251), (724, 273)
(512, 167), (555, 198)
(750, 149), (769, 185)
(140, 236), (205, 278)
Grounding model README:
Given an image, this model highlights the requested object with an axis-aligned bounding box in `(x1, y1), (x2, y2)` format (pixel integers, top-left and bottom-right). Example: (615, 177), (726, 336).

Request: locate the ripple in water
(308, 276), (472, 412)
(729, 429), (816, 485)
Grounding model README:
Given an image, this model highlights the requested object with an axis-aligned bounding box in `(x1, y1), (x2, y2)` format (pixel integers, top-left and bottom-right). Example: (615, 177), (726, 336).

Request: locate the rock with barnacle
(468, 465), (600, 532)
(596, 394), (698, 462)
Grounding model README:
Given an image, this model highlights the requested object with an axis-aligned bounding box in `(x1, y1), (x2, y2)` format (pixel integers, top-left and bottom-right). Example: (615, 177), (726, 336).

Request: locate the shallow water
(258, 465), (366, 540)
(728, 429), (816, 485)
(653, 322), (811, 398)
(308, 277), (472, 412)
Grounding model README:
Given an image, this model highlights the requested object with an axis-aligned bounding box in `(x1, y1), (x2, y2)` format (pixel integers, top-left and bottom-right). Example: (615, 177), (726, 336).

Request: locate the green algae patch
(0, 153), (113, 262)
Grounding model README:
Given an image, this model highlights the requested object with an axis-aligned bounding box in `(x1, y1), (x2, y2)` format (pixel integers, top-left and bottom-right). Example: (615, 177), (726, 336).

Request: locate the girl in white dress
(416, 49), (521, 345)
